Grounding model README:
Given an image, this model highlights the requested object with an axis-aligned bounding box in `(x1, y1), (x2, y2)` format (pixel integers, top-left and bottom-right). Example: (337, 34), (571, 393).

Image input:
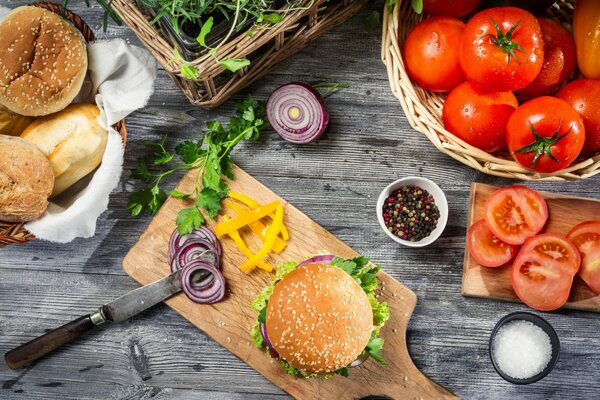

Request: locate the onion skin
(267, 82), (329, 144)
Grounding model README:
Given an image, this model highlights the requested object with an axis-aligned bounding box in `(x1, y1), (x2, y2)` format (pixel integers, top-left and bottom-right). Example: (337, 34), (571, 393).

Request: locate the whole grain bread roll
(0, 104), (34, 136)
(21, 103), (108, 197)
(0, 6), (88, 117)
(0, 136), (54, 222)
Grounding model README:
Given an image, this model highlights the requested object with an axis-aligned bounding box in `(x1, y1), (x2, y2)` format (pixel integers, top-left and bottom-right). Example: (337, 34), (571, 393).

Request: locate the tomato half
(516, 18), (576, 98)
(459, 7), (544, 92)
(442, 81), (517, 152)
(512, 234), (580, 311)
(567, 221), (600, 294)
(556, 79), (600, 153)
(467, 219), (519, 267)
(423, 0), (480, 17)
(484, 186), (548, 245)
(403, 16), (466, 92)
(507, 97), (585, 173)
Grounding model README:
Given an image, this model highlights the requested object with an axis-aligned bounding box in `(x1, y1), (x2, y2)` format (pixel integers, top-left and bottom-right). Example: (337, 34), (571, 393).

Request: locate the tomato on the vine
(459, 7), (544, 92)
(442, 81), (517, 152)
(507, 97), (585, 173)
(567, 221), (600, 294)
(512, 234), (580, 311)
(403, 16), (466, 92)
(423, 0), (480, 18)
(556, 79), (600, 153)
(516, 18), (576, 98)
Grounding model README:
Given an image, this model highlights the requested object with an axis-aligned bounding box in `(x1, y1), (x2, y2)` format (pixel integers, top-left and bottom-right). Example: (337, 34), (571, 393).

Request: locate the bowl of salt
(489, 312), (560, 384)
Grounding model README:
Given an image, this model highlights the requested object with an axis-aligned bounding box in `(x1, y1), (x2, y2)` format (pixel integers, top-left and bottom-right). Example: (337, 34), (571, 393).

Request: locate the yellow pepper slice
(240, 205), (284, 272)
(215, 201), (280, 237)
(225, 201), (286, 254)
(221, 216), (273, 272)
(229, 192), (289, 241)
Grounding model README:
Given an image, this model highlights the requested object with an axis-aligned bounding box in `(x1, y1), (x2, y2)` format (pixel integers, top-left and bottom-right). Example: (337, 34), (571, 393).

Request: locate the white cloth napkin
(10, 32), (157, 242)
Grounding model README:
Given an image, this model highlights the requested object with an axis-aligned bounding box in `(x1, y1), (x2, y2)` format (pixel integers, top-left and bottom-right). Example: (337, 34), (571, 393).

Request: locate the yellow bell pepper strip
(221, 216), (273, 273)
(239, 205), (284, 272)
(229, 192), (289, 241)
(573, 0), (600, 79)
(215, 201), (280, 237)
(225, 201), (286, 253)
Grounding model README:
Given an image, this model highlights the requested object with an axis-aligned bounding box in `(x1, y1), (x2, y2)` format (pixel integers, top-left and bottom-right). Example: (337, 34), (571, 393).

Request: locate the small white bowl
(376, 177), (448, 247)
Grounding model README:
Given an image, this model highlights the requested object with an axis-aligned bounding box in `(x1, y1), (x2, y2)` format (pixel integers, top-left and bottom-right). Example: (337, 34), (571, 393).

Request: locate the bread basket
(381, 0), (600, 181)
(0, 2), (127, 246)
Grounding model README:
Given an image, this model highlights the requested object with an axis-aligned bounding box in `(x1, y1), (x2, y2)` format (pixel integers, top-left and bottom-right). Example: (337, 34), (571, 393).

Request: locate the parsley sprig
(128, 96), (267, 234)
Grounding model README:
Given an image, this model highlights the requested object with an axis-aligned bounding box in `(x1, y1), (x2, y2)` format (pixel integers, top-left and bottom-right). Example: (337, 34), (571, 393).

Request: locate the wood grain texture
(2, 1), (600, 399)
(123, 166), (456, 400)
(462, 183), (600, 311)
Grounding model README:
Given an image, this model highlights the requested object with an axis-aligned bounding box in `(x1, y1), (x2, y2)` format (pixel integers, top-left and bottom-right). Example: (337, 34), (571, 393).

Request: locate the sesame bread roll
(265, 263), (374, 373)
(0, 6), (88, 117)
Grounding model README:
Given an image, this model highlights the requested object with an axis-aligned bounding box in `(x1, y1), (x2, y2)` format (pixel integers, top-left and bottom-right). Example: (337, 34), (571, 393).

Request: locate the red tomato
(443, 81), (517, 152)
(423, 0), (480, 17)
(459, 7), (544, 92)
(512, 234), (580, 311)
(516, 18), (576, 98)
(556, 79), (600, 153)
(484, 186), (548, 245)
(467, 219), (519, 267)
(403, 16), (466, 92)
(567, 221), (600, 294)
(507, 97), (585, 173)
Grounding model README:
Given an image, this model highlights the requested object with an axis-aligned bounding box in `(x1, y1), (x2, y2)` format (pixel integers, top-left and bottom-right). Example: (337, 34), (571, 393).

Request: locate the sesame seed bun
(0, 6), (88, 117)
(265, 263), (374, 374)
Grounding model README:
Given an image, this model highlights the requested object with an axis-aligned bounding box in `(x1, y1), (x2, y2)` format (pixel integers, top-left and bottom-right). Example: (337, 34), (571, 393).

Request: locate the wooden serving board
(123, 166), (456, 400)
(462, 183), (600, 312)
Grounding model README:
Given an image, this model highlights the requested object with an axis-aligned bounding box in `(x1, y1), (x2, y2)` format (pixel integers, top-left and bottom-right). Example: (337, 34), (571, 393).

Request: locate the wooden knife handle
(4, 315), (96, 369)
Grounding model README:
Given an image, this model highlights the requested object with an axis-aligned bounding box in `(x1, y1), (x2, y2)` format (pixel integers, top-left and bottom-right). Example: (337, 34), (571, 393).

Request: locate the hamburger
(251, 255), (390, 377)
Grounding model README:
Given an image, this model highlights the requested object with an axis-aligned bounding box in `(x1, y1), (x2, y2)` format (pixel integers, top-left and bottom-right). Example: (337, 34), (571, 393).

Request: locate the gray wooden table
(2, 2), (599, 399)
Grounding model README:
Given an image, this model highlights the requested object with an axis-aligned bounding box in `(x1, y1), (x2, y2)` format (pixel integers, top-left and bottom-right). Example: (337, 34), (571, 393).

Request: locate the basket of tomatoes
(381, 0), (600, 180)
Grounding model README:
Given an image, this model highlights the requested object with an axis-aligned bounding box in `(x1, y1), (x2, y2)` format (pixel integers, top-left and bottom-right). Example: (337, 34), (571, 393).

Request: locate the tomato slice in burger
(512, 234), (580, 311)
(567, 221), (600, 294)
(484, 186), (548, 245)
(467, 219), (519, 267)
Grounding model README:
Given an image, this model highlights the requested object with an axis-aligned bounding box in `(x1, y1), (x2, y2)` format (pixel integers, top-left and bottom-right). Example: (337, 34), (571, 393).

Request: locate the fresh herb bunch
(61, 0), (122, 31)
(128, 96), (267, 234)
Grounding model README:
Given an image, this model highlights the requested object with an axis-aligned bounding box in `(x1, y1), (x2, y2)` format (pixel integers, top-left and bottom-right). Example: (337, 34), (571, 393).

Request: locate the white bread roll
(0, 6), (88, 117)
(0, 136), (54, 222)
(21, 103), (108, 197)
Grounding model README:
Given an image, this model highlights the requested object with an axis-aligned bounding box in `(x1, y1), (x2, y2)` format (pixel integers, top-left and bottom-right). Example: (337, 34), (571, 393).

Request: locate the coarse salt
(492, 320), (552, 380)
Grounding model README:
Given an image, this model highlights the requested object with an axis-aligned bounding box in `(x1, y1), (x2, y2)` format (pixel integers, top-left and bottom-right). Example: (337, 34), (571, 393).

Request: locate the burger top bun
(265, 263), (374, 374)
(0, 6), (88, 117)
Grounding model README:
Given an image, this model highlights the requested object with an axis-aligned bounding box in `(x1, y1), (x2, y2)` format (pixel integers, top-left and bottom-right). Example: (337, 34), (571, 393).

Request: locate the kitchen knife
(4, 269), (208, 369)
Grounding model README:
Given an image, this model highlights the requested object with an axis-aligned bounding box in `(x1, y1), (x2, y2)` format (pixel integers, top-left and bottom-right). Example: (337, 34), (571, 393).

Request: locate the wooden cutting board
(462, 182), (600, 312)
(123, 166), (456, 400)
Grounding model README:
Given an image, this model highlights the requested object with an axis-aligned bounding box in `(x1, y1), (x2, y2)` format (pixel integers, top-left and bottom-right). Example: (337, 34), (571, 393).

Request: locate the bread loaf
(0, 6), (88, 117)
(0, 104), (34, 136)
(21, 103), (108, 197)
(0, 136), (54, 222)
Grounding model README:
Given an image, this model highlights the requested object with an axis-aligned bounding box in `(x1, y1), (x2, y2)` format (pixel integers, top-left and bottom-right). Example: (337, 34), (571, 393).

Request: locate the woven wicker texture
(381, 0), (600, 181)
(112, 0), (369, 109)
(0, 2), (127, 246)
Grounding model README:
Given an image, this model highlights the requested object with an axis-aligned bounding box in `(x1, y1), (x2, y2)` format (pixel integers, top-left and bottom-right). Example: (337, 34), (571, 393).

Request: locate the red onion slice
(297, 254), (335, 267)
(349, 353), (369, 368)
(180, 260), (226, 304)
(267, 83), (329, 144)
(171, 241), (219, 273)
(169, 228), (222, 266)
(260, 322), (279, 356)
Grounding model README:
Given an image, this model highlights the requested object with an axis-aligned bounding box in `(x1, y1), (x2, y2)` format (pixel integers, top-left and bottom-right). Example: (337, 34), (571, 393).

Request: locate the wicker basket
(112, 0), (368, 109)
(381, 0), (600, 181)
(0, 2), (127, 246)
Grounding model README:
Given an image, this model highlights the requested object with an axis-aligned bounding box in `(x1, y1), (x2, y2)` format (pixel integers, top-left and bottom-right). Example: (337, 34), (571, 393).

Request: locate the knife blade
(4, 269), (209, 369)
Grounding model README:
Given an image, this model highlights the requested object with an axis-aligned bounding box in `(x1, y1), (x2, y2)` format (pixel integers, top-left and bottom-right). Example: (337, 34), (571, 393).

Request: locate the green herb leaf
(336, 367), (349, 377)
(132, 158), (153, 182)
(262, 13), (282, 24)
(331, 257), (358, 275)
(312, 82), (349, 98)
(197, 16), (214, 48)
(411, 0), (423, 13)
(366, 333), (387, 365)
(257, 305), (267, 324)
(196, 187), (223, 219)
(175, 140), (203, 164)
(181, 63), (200, 80)
(365, 10), (381, 32)
(176, 207), (205, 235)
(169, 190), (190, 199)
(218, 58), (251, 73)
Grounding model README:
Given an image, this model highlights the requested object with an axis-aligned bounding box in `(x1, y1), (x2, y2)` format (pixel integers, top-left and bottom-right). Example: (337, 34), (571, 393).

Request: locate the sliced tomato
(484, 186), (548, 245)
(567, 221), (600, 294)
(512, 234), (580, 311)
(467, 219), (519, 267)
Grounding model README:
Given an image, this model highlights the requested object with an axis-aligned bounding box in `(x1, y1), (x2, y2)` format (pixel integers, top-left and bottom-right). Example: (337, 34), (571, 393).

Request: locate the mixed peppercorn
(382, 185), (440, 242)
